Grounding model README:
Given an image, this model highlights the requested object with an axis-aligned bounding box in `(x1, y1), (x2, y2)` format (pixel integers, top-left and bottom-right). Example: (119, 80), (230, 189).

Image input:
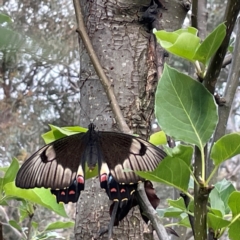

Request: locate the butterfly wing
(98, 131), (166, 185)
(15, 132), (87, 193)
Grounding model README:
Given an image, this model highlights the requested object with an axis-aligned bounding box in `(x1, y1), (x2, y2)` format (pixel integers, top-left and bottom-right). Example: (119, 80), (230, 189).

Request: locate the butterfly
(15, 123), (166, 234)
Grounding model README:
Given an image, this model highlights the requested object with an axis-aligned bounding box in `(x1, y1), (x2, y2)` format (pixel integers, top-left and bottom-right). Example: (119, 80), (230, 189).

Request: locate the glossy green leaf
(44, 221), (74, 231)
(136, 156), (191, 192)
(4, 182), (67, 217)
(228, 191), (240, 217)
(154, 27), (201, 61)
(194, 23), (226, 64)
(228, 220), (240, 240)
(155, 64), (218, 149)
(211, 133), (240, 166)
(3, 158), (19, 186)
(149, 131), (167, 145)
(207, 213), (230, 231)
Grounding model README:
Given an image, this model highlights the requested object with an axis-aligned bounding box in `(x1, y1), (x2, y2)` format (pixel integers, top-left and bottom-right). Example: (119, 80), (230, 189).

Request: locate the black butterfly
(15, 123), (166, 235)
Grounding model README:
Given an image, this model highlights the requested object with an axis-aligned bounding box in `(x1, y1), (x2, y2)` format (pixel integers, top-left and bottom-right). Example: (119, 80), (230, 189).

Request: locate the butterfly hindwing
(97, 131), (166, 185)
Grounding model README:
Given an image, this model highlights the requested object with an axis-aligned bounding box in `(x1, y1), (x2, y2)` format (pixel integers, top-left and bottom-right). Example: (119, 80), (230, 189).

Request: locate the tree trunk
(75, 0), (188, 239)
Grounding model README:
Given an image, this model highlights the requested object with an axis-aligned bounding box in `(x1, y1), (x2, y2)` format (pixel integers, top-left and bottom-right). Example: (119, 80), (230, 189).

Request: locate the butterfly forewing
(16, 132), (87, 189)
(98, 131), (166, 184)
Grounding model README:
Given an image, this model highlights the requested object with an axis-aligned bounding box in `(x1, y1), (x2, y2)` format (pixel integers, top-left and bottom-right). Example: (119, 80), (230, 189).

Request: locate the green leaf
(3, 158), (19, 186)
(32, 221), (39, 229)
(209, 188), (225, 216)
(215, 179), (235, 214)
(149, 131), (167, 145)
(194, 23), (226, 64)
(155, 64), (218, 149)
(4, 182), (67, 217)
(44, 221), (74, 231)
(0, 13), (12, 24)
(136, 156), (191, 192)
(166, 145), (193, 167)
(167, 198), (186, 211)
(8, 220), (22, 231)
(159, 207), (184, 218)
(211, 133), (240, 166)
(228, 191), (240, 217)
(0, 166), (9, 172)
(42, 125), (87, 144)
(178, 216), (191, 228)
(228, 220), (240, 240)
(207, 213), (230, 231)
(154, 27), (201, 61)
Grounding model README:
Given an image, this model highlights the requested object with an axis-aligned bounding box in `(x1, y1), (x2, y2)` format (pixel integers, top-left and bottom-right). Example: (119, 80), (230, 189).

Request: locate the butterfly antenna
(108, 201), (119, 240)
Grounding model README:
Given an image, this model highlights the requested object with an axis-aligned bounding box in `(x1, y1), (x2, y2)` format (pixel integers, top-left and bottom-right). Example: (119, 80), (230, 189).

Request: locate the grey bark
(74, 0), (188, 239)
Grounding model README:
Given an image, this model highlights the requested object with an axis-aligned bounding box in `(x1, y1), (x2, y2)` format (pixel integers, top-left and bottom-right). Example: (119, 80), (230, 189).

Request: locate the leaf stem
(205, 165), (218, 185)
(201, 146), (205, 182)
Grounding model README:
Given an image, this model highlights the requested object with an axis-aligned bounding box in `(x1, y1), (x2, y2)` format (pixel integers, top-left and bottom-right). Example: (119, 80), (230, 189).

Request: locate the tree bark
(74, 0), (188, 239)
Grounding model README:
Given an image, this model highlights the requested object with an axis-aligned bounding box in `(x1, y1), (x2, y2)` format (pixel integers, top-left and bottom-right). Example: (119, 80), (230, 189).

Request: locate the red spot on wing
(120, 188), (126, 193)
(61, 191), (66, 195)
(69, 190), (75, 195)
(100, 173), (108, 183)
(110, 188), (117, 193)
(77, 175), (84, 184)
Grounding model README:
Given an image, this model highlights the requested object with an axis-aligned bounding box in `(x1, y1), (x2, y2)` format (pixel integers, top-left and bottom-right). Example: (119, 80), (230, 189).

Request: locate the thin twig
(136, 183), (169, 240)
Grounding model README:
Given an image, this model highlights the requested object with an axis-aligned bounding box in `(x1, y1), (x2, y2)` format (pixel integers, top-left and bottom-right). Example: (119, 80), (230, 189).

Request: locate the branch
(208, 18), (240, 181)
(136, 183), (169, 240)
(203, 0), (240, 94)
(0, 206), (23, 239)
(72, 0), (130, 133)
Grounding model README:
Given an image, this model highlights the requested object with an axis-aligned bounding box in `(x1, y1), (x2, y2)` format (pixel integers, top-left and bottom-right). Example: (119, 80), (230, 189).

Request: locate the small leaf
(166, 145), (193, 166)
(207, 213), (230, 231)
(155, 64), (218, 149)
(194, 23), (226, 64)
(149, 131), (167, 145)
(167, 198), (186, 211)
(215, 179), (235, 214)
(178, 216), (191, 228)
(136, 156), (191, 192)
(0, 13), (12, 24)
(228, 219), (240, 240)
(209, 188), (225, 216)
(4, 182), (67, 217)
(154, 27), (201, 61)
(8, 220), (22, 231)
(157, 207), (183, 218)
(211, 133), (240, 166)
(42, 125), (87, 144)
(3, 158), (19, 186)
(228, 191), (240, 217)
(44, 221), (74, 231)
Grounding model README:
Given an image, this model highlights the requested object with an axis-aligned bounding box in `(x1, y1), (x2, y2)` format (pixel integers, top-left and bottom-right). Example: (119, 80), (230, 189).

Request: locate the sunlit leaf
(4, 182), (67, 217)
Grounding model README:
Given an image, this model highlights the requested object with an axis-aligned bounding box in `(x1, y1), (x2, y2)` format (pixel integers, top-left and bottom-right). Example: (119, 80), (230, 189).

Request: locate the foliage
(136, 23), (240, 240)
(0, 158), (74, 239)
